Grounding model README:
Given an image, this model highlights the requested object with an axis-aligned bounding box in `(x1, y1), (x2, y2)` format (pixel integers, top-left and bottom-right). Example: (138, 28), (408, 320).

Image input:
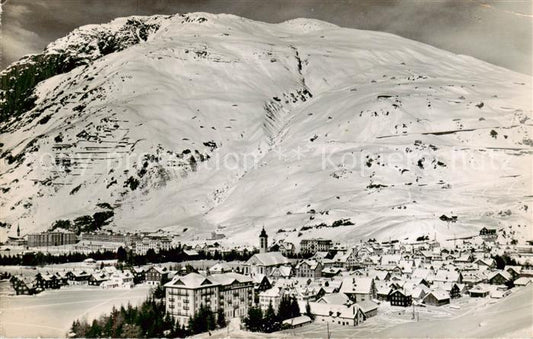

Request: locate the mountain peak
(0, 13), (531, 245)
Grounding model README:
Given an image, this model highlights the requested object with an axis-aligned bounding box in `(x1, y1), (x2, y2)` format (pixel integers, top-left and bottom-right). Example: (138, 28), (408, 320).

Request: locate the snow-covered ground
(0, 281), (151, 338)
(0, 13), (531, 245)
(280, 286), (533, 338)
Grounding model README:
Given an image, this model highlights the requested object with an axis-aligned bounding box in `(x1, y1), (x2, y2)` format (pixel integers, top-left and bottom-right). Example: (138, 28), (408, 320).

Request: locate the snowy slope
(0, 13), (531, 245)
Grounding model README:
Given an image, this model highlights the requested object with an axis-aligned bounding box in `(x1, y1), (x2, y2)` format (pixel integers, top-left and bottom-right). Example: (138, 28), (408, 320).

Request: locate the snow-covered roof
(165, 272), (218, 289)
(260, 287), (283, 297)
(514, 277), (531, 286)
(488, 270), (512, 282)
(209, 272), (253, 285)
(340, 277), (373, 294)
(424, 289), (450, 301)
(356, 300), (378, 313)
(247, 252), (290, 266)
(208, 262), (232, 273)
(282, 315), (312, 326)
(316, 292), (350, 305)
(309, 302), (360, 319)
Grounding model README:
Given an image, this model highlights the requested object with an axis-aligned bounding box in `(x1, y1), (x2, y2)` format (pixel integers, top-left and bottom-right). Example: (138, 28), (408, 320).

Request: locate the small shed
(282, 315), (312, 328)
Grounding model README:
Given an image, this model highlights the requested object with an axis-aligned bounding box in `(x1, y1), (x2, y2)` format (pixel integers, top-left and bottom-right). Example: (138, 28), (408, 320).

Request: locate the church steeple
(259, 227), (268, 253)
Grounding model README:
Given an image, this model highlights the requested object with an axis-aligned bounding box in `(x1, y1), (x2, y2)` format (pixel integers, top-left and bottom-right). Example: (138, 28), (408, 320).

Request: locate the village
(1, 224), (533, 337)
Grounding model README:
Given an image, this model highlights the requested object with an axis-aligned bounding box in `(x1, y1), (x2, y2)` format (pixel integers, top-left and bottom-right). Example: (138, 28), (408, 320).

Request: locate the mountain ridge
(0, 13), (531, 246)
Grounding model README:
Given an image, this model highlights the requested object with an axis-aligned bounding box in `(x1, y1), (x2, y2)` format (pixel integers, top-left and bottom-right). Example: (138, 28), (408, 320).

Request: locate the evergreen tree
(277, 295), (291, 321)
(290, 296), (300, 318)
(243, 306), (263, 332)
(216, 307), (227, 328)
(305, 301), (315, 320)
(116, 246), (127, 262)
(263, 301), (279, 333)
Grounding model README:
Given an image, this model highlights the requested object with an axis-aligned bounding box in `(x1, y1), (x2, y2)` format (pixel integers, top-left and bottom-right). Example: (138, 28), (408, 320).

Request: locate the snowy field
(0, 281), (151, 338)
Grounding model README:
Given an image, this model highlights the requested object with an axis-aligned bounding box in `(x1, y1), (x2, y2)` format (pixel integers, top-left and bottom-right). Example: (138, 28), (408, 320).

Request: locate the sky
(0, 0), (532, 74)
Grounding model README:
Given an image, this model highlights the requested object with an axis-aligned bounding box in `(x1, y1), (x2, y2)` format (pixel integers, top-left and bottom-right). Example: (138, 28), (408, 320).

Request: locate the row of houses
(7, 264), (178, 295)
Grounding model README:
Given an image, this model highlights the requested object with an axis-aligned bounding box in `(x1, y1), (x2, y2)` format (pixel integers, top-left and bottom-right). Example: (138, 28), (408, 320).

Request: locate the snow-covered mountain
(1, 13), (531, 245)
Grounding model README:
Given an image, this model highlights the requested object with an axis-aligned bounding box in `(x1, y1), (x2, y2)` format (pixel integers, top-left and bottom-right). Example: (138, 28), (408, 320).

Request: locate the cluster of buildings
(4, 224), (532, 333)
(162, 227), (532, 329)
(8, 229), (174, 255)
(7, 261), (179, 295)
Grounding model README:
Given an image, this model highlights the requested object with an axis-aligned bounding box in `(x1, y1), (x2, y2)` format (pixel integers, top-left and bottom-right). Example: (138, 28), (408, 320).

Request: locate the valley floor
(0, 281), (151, 338)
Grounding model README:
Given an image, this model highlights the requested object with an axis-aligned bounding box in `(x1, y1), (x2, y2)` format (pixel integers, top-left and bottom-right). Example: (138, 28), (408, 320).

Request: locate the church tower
(259, 227), (268, 253)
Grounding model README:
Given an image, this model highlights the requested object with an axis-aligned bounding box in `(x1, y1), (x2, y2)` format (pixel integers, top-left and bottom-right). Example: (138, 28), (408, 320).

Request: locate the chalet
(357, 300), (378, 319)
(432, 269), (463, 284)
(269, 266), (293, 280)
(423, 290), (450, 306)
(131, 266), (145, 284)
(309, 302), (365, 327)
(146, 266), (169, 285)
(331, 251), (350, 268)
(89, 272), (109, 286)
(474, 258), (496, 269)
(316, 293), (351, 305)
(462, 272), (484, 287)
(488, 271), (512, 285)
(381, 265), (403, 276)
(208, 262), (232, 274)
(295, 260), (322, 279)
(444, 283), (462, 298)
(376, 285), (393, 301)
(34, 273), (60, 290)
(322, 267), (343, 278)
(252, 274), (272, 292)
(389, 289), (412, 307)
(504, 266), (522, 280)
(269, 241), (295, 257)
(340, 277), (376, 303)
(55, 271), (69, 286)
(409, 285), (430, 300)
(368, 270), (391, 282)
(412, 268), (432, 281)
(320, 280), (342, 295)
(11, 276), (38, 295)
(469, 284), (490, 298)
(101, 271), (134, 289)
(67, 270), (90, 285)
(454, 253), (474, 264)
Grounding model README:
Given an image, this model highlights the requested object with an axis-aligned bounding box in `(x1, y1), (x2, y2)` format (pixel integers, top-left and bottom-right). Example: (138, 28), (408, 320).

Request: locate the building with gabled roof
(389, 289), (412, 307)
(295, 259), (322, 279)
(308, 302), (365, 327)
(488, 270), (512, 285)
(244, 251), (291, 276)
(316, 292), (351, 305)
(340, 277), (376, 303)
(208, 262), (232, 274)
(423, 289), (450, 306)
(357, 300), (378, 319)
